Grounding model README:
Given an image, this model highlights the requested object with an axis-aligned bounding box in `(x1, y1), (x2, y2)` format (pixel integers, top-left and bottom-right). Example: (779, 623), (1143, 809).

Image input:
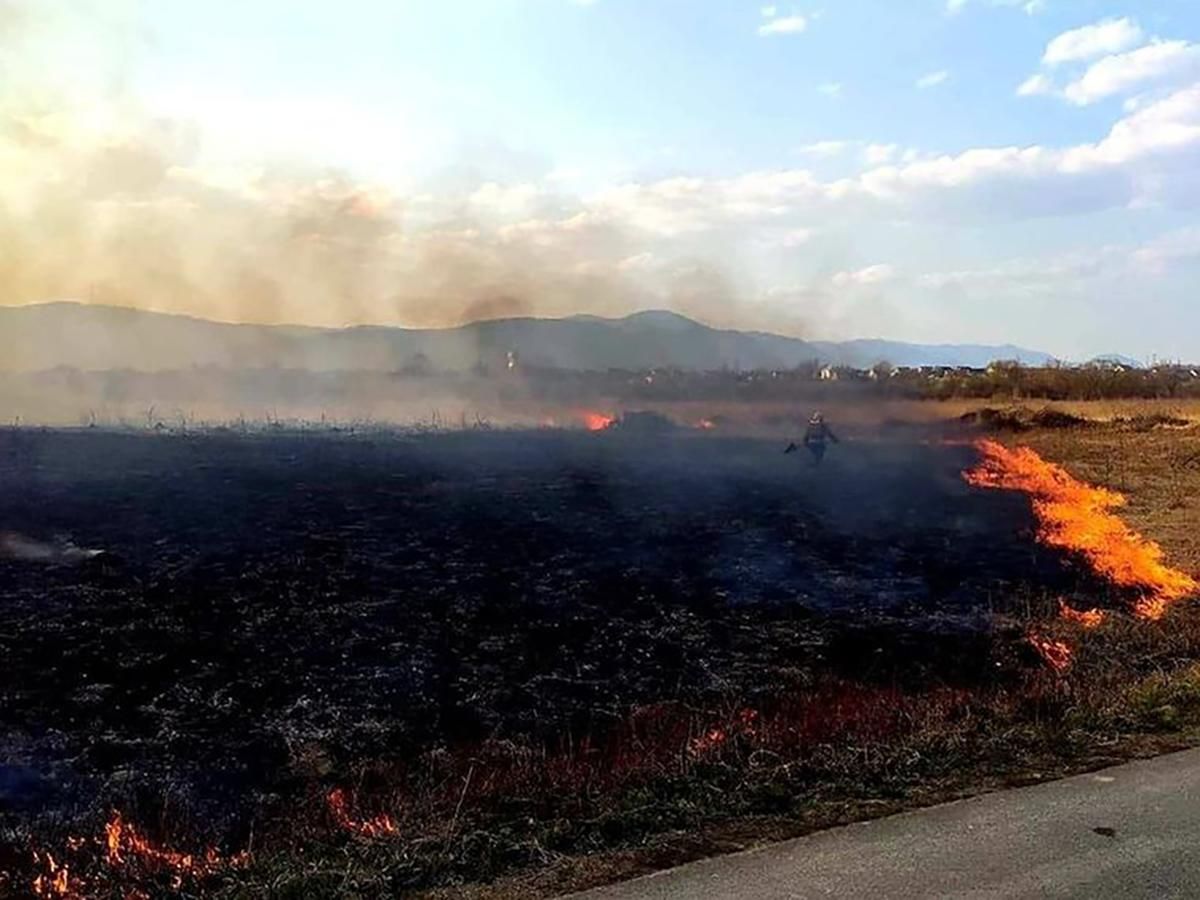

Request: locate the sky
(2, 1), (1200, 360)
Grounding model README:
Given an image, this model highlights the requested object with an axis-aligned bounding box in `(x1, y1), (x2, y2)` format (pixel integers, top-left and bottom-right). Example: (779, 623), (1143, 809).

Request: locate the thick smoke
(0, 1), (787, 345)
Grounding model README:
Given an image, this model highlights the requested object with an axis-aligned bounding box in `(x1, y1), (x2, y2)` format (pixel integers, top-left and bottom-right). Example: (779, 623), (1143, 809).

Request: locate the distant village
(468, 351), (1200, 403)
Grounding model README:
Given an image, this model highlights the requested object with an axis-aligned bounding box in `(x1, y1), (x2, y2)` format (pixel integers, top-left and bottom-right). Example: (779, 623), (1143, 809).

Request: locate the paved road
(569, 748), (1200, 899)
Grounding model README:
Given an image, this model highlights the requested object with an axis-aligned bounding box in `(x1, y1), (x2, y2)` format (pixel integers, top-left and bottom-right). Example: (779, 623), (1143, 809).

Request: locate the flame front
(326, 788), (399, 838)
(581, 412), (615, 431)
(28, 811), (247, 898)
(104, 812), (248, 887)
(965, 440), (1197, 619)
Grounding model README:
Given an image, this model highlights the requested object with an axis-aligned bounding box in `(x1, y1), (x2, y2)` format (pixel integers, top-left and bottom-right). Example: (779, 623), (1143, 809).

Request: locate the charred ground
(0, 425), (1147, 895)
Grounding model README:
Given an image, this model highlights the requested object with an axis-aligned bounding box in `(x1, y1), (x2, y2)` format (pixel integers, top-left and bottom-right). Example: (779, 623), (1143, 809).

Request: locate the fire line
(964, 439), (1198, 620)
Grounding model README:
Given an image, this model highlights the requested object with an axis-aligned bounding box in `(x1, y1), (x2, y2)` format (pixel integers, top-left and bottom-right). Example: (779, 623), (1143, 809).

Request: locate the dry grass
(936, 398), (1200, 424)
(1018, 423), (1200, 573)
(614, 397), (1200, 434)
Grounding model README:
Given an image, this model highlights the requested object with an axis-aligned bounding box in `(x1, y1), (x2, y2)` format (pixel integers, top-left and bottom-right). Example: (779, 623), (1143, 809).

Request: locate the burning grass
(14, 613), (1200, 899)
(6, 425), (1200, 898)
(965, 439), (1198, 619)
(326, 788), (400, 840)
(14, 811), (249, 898)
(1059, 600), (1105, 629)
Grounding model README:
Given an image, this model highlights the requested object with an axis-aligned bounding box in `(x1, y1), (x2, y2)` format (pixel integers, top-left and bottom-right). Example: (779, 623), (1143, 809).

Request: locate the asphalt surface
(569, 748), (1200, 899)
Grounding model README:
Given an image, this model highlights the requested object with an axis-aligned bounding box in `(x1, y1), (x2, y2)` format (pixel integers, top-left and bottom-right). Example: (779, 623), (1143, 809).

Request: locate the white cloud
(1062, 40), (1200, 106)
(772, 228), (814, 248)
(863, 143), (898, 165)
(1017, 73), (1053, 96)
(916, 70), (950, 89)
(817, 82), (843, 98)
(947, 0), (1044, 16)
(568, 83), (1200, 244)
(1132, 226), (1200, 271)
(1043, 17), (1144, 66)
(466, 181), (570, 224)
(1021, 19), (1200, 107)
(920, 228), (1200, 302)
(798, 140), (851, 157)
(832, 264), (896, 287)
(758, 14), (807, 36)
(918, 251), (1107, 292)
(1063, 83), (1200, 168)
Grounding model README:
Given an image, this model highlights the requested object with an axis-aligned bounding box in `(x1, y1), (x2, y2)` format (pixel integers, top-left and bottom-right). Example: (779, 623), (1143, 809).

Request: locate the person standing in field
(786, 411), (839, 465)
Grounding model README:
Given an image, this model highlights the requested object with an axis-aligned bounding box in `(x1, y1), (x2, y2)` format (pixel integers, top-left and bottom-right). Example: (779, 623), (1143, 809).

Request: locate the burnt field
(0, 425), (1129, 895)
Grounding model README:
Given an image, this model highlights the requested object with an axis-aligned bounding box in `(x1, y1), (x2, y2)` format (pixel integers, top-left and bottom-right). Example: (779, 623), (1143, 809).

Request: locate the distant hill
(1086, 354), (1144, 369)
(0, 302), (1056, 373)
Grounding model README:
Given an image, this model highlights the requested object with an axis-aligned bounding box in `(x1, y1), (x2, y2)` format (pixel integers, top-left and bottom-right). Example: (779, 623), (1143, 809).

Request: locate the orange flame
(1059, 600), (1105, 629)
(31, 852), (73, 897)
(965, 440), (1198, 619)
(1028, 632), (1074, 671)
(688, 727), (728, 757)
(326, 788), (399, 839)
(581, 412), (615, 431)
(104, 811), (248, 886)
(688, 708), (759, 758)
(29, 812), (247, 898)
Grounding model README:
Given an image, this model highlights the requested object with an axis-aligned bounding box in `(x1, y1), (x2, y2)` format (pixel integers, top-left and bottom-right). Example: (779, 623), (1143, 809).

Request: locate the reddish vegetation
(964, 439), (1198, 619)
(688, 709), (759, 758)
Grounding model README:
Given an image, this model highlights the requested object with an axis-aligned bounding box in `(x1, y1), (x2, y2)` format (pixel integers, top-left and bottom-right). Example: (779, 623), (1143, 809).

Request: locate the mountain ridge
(0, 302), (1058, 373)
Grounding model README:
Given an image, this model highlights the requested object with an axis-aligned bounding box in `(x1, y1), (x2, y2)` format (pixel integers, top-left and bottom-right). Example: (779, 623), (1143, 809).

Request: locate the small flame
(695, 419), (716, 430)
(688, 727), (728, 757)
(31, 852), (73, 897)
(965, 440), (1198, 619)
(1028, 632), (1073, 671)
(29, 813), (248, 898)
(326, 788), (399, 838)
(1059, 600), (1105, 629)
(688, 708), (758, 758)
(581, 412), (615, 431)
(104, 811), (248, 887)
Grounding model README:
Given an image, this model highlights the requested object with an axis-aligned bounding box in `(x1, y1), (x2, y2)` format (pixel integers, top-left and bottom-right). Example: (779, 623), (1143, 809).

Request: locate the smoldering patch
(0, 531), (103, 564)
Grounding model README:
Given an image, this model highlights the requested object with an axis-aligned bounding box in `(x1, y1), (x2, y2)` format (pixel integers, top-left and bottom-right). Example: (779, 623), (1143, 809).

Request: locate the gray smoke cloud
(0, 0), (811, 344)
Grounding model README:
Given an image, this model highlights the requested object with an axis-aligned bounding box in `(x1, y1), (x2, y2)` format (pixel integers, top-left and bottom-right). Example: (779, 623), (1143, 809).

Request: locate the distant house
(818, 365), (838, 381)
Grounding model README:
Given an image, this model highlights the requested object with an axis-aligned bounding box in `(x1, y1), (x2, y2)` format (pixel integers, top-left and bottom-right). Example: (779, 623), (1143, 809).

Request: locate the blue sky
(4, 1), (1200, 359)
